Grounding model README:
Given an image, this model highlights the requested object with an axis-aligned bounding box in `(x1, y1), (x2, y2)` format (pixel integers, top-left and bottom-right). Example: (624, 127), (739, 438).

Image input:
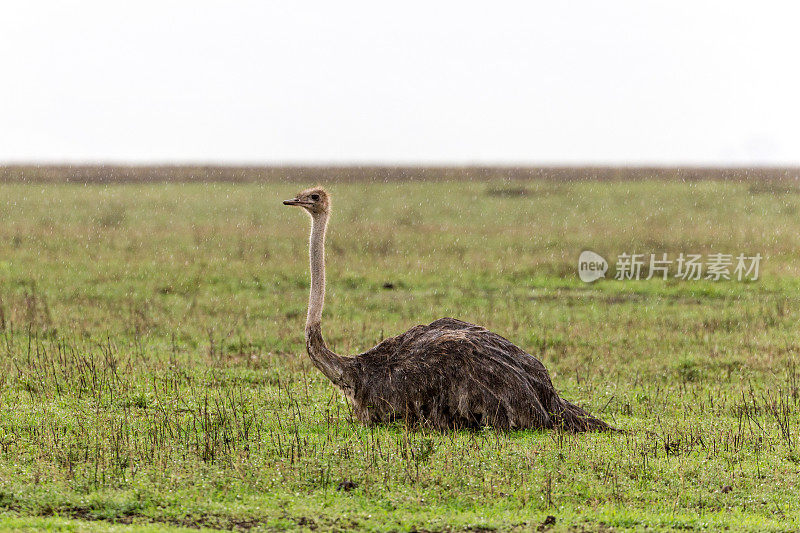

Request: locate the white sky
(1, 1), (798, 165)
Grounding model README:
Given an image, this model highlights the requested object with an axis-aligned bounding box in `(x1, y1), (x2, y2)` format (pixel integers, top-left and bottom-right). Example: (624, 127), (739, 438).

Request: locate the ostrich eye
(310, 194), (320, 201)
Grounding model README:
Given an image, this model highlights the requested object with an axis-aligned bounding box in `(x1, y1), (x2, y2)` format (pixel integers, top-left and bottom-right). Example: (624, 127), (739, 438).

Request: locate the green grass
(0, 179), (799, 531)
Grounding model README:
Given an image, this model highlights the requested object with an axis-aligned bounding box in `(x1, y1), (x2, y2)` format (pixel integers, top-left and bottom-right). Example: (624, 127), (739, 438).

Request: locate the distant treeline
(1, 165), (799, 183)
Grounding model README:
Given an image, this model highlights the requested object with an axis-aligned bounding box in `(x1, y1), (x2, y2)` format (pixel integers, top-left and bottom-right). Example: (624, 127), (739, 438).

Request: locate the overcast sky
(1, 1), (798, 165)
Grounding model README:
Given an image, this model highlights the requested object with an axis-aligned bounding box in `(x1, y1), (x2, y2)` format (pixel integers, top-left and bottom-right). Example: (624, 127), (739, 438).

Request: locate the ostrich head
(283, 187), (330, 216)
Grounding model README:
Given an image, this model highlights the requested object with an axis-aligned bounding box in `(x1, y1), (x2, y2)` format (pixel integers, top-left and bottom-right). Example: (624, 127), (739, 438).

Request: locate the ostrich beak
(283, 198), (303, 206)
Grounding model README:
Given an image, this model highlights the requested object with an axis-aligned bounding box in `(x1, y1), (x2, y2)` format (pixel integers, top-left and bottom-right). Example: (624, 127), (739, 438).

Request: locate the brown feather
(339, 318), (611, 431)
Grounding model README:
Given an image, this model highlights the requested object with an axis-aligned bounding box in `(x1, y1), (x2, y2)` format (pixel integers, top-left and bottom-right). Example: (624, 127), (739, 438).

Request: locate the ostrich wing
(346, 317), (608, 431)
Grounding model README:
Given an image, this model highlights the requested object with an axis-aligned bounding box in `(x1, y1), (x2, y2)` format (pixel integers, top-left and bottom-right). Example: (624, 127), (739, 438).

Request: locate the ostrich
(283, 187), (610, 431)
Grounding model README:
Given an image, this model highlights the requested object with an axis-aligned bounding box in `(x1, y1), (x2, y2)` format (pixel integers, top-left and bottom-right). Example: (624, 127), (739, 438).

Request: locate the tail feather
(554, 398), (615, 432)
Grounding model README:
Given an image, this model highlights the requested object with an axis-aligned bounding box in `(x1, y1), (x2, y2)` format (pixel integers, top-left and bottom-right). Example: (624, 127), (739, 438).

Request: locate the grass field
(1, 178), (799, 531)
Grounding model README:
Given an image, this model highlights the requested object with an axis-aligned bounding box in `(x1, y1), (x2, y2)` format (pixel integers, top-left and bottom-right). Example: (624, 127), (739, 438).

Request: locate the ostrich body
(284, 187), (610, 431)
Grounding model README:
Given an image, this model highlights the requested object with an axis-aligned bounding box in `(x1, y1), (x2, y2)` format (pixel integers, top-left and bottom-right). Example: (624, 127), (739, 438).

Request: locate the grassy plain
(0, 178), (799, 531)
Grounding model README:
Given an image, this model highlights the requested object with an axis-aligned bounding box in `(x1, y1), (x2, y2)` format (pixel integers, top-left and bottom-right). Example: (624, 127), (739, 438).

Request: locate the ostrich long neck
(305, 211), (348, 386)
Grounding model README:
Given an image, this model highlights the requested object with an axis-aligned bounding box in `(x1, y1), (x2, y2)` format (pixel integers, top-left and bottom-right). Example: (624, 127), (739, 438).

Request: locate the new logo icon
(578, 250), (608, 283)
